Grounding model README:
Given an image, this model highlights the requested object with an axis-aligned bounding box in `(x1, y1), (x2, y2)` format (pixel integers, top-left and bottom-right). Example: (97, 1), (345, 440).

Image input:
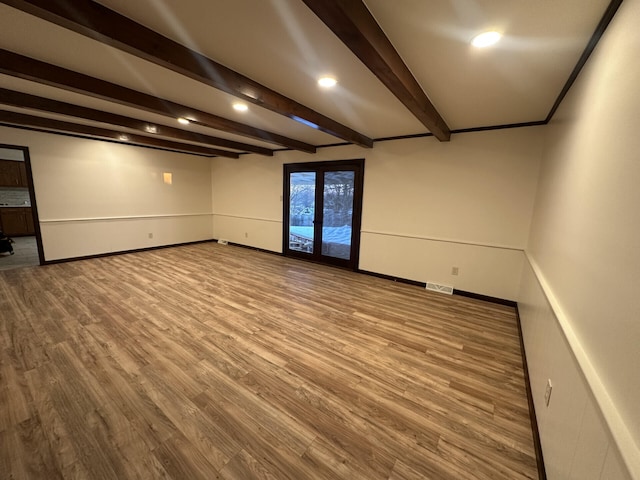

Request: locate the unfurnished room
(0, 1), (638, 479)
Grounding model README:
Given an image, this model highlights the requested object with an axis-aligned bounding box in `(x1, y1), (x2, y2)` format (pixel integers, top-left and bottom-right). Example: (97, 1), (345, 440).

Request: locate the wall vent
(426, 282), (454, 295)
(217, 239), (228, 245)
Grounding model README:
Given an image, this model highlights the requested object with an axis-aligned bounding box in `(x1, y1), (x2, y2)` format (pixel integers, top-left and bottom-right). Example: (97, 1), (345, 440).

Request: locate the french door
(283, 159), (364, 270)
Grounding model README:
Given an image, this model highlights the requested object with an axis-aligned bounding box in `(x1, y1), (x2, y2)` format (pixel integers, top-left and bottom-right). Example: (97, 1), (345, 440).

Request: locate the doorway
(283, 159), (364, 270)
(0, 144), (44, 270)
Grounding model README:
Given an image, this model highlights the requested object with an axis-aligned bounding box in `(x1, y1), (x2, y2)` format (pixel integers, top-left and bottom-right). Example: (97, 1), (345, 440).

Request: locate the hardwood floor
(0, 242), (538, 479)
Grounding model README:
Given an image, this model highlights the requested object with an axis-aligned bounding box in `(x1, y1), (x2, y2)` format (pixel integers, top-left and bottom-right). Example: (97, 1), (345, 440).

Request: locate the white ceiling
(0, 0), (613, 155)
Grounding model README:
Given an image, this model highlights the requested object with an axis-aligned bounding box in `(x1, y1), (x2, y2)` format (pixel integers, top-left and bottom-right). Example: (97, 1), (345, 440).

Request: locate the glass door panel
(288, 171), (315, 254)
(284, 159), (363, 270)
(321, 171), (355, 260)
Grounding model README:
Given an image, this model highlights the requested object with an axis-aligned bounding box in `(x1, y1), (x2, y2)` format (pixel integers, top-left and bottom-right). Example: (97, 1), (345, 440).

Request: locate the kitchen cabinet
(18, 162), (28, 187)
(26, 211), (35, 235)
(0, 208), (34, 236)
(0, 160), (28, 187)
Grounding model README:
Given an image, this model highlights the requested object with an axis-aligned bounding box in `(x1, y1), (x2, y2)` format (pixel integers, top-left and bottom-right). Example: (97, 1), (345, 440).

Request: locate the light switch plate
(544, 379), (553, 406)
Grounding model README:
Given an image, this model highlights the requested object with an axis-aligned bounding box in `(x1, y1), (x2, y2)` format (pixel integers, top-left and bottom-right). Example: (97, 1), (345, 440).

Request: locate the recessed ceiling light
(118, 134), (130, 141)
(145, 124), (157, 134)
(177, 117), (190, 125)
(233, 102), (248, 112)
(318, 76), (337, 88)
(471, 31), (502, 48)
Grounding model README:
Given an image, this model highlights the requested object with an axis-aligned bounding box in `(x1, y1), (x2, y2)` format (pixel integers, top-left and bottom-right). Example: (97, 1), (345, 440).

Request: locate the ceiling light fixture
(145, 124), (157, 134)
(118, 134), (130, 141)
(318, 76), (337, 88)
(177, 117), (190, 125)
(471, 31), (502, 48)
(233, 102), (248, 112)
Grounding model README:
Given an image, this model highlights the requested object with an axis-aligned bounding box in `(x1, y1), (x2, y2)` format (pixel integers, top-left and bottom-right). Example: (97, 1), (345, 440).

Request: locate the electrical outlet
(451, 267), (459, 276)
(148, 233), (153, 239)
(544, 379), (553, 406)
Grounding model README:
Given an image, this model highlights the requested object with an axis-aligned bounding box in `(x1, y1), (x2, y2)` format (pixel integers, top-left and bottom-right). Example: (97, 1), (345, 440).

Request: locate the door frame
(282, 159), (364, 270)
(0, 143), (45, 265)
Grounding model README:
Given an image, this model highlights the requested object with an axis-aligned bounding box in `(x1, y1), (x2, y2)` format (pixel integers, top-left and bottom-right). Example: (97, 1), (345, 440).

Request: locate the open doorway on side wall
(0, 143), (44, 271)
(283, 159), (364, 271)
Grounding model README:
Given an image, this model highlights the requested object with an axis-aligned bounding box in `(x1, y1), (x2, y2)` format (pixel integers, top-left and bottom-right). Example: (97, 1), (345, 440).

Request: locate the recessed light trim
(318, 76), (337, 88)
(177, 117), (190, 125)
(471, 31), (502, 48)
(233, 102), (248, 112)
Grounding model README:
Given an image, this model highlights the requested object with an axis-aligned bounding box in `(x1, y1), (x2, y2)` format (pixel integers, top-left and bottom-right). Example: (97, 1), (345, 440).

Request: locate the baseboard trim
(224, 241), (282, 257)
(357, 269), (427, 288)
(42, 239), (216, 265)
(356, 271), (519, 306)
(453, 289), (517, 307)
(515, 304), (548, 480)
(355, 270), (544, 478)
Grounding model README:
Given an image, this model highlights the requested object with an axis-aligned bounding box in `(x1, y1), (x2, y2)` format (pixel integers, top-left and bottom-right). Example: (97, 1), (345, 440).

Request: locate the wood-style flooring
(0, 242), (538, 479)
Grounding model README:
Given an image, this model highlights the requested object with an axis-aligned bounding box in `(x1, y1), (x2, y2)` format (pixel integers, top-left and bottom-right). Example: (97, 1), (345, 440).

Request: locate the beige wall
(213, 127), (543, 300)
(520, 261), (633, 480)
(520, 0), (640, 477)
(3, 7), (636, 475)
(0, 127), (214, 260)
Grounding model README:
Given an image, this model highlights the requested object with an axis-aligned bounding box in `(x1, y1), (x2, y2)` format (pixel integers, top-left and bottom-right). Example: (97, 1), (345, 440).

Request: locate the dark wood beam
(0, 50), (316, 154)
(3, 0), (373, 148)
(302, 0), (451, 142)
(0, 110), (237, 157)
(545, 0), (624, 123)
(0, 88), (273, 157)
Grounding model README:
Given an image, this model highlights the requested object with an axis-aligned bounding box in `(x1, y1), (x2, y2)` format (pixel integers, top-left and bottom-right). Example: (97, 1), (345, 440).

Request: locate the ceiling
(0, 0), (616, 158)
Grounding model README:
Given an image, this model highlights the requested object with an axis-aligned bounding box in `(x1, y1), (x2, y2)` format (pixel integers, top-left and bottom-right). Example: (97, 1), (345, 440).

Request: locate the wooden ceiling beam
(4, 0), (373, 148)
(302, 0), (451, 142)
(0, 88), (273, 156)
(0, 109), (238, 157)
(0, 49), (316, 154)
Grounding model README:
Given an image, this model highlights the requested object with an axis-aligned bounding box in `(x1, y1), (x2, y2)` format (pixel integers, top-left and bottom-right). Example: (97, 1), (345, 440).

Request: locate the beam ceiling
(3, 0), (374, 148)
(0, 110), (238, 157)
(0, 49), (316, 154)
(302, 0), (451, 142)
(0, 88), (273, 156)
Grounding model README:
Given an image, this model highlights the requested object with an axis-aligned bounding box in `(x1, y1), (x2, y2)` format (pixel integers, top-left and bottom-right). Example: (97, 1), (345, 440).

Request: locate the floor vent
(217, 239), (229, 245)
(426, 282), (454, 295)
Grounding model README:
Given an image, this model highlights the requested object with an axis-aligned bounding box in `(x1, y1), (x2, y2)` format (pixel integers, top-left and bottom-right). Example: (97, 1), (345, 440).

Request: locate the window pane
(322, 171), (354, 260)
(288, 172), (315, 254)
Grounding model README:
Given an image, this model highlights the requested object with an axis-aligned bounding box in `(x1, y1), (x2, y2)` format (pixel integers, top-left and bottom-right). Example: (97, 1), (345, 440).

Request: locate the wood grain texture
(0, 88), (274, 157)
(302, 0), (451, 141)
(0, 243), (538, 479)
(0, 49), (316, 154)
(3, 0), (373, 148)
(0, 110), (237, 158)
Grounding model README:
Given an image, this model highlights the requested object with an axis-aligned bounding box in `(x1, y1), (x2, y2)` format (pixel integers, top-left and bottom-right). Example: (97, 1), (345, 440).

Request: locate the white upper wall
(0, 127), (214, 259)
(213, 127), (542, 246)
(526, 0), (640, 471)
(212, 126), (543, 300)
(360, 129), (541, 248)
(23, 133), (213, 220)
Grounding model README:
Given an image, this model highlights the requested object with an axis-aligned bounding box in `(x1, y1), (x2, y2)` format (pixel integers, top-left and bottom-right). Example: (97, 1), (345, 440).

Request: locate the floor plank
(0, 242), (538, 479)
